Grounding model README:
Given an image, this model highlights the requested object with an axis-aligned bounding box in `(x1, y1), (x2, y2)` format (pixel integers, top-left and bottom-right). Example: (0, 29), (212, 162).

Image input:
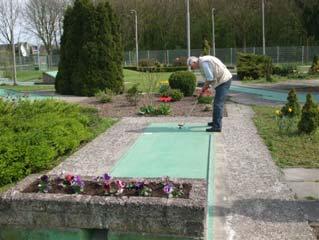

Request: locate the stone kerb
(0, 174), (207, 239)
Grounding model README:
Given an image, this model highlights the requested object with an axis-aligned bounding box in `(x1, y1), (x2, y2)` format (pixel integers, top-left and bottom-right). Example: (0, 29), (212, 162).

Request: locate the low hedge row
(124, 66), (188, 72)
(0, 99), (115, 187)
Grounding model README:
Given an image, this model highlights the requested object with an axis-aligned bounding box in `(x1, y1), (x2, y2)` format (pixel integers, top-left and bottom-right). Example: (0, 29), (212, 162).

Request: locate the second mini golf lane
(111, 123), (212, 179)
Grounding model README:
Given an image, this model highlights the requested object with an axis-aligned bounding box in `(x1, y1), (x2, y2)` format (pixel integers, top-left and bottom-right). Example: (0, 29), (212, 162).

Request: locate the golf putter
(178, 97), (199, 129)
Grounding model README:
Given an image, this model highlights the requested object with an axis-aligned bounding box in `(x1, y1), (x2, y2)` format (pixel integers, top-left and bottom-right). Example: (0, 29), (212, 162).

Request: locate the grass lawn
(242, 74), (319, 84)
(16, 70), (43, 82)
(253, 105), (319, 168)
(0, 85), (55, 92)
(124, 69), (172, 91)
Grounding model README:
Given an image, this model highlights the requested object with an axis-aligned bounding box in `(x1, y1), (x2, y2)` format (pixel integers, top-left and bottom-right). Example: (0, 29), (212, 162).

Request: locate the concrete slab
(283, 168), (319, 182)
(287, 182), (319, 199)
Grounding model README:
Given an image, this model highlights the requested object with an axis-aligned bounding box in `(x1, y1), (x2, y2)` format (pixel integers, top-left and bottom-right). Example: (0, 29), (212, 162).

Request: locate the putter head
(178, 123), (184, 129)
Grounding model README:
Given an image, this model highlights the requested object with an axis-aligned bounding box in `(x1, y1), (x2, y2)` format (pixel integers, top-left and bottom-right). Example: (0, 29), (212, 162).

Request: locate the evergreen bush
(55, 0), (123, 96)
(168, 71), (196, 97)
(298, 94), (319, 134)
(126, 84), (142, 105)
(281, 89), (301, 118)
(309, 55), (319, 74)
(168, 89), (184, 101)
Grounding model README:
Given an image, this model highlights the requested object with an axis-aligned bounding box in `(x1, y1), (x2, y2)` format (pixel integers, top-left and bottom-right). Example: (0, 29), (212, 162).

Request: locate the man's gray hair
(187, 56), (199, 66)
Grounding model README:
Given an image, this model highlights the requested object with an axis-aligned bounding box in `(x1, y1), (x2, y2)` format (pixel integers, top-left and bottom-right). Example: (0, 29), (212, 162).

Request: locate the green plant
(126, 84), (142, 105)
(281, 89), (301, 118)
(309, 55), (319, 74)
(173, 57), (187, 67)
(139, 104), (171, 116)
(138, 58), (159, 67)
(298, 94), (319, 134)
(168, 71), (196, 97)
(95, 88), (114, 103)
(273, 64), (297, 76)
(159, 84), (170, 97)
(202, 39), (211, 55)
(168, 89), (184, 101)
(55, 0), (124, 96)
(198, 96), (213, 104)
(237, 53), (273, 80)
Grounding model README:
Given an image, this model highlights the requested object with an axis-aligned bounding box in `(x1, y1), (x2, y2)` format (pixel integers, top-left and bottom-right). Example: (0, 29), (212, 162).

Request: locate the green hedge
(168, 71), (196, 97)
(124, 66), (188, 72)
(237, 52), (273, 80)
(0, 99), (115, 187)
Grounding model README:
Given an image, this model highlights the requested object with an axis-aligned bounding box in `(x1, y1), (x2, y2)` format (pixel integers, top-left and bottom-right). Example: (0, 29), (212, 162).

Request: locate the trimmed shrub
(281, 89), (301, 118)
(237, 53), (273, 80)
(273, 64), (297, 76)
(126, 84), (142, 105)
(298, 94), (319, 134)
(169, 71), (196, 97)
(95, 88), (114, 103)
(168, 89), (184, 101)
(159, 84), (170, 97)
(138, 58), (160, 67)
(202, 39), (211, 55)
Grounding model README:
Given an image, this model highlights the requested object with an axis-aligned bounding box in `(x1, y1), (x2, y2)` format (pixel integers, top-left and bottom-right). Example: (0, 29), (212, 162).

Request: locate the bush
(126, 84), (142, 105)
(169, 71), (196, 97)
(281, 89), (301, 118)
(298, 94), (319, 134)
(202, 39), (211, 55)
(0, 99), (114, 187)
(198, 96), (213, 104)
(168, 89), (184, 101)
(309, 55), (319, 74)
(173, 57), (187, 67)
(138, 58), (160, 67)
(237, 53), (273, 80)
(159, 84), (170, 97)
(273, 64), (297, 76)
(95, 88), (113, 103)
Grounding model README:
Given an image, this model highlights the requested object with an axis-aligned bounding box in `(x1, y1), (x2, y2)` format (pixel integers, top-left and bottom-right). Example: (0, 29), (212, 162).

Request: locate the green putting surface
(111, 123), (212, 179)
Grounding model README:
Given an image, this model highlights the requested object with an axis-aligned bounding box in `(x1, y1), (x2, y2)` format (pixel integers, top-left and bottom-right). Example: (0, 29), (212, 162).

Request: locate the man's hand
(200, 81), (210, 96)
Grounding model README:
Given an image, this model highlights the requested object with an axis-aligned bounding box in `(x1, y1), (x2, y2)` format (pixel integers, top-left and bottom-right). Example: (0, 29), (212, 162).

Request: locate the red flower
(159, 97), (172, 102)
(65, 174), (74, 183)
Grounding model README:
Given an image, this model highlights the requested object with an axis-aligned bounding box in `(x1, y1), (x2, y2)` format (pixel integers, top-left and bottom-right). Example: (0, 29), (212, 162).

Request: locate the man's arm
(200, 61), (215, 94)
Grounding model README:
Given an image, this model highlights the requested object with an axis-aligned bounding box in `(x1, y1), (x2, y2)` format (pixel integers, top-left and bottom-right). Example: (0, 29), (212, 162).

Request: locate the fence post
(147, 50), (150, 60)
(166, 50), (169, 65)
(129, 51), (132, 66)
(253, 47), (256, 54)
(301, 46), (304, 65)
(230, 48), (233, 65)
(277, 46), (279, 64)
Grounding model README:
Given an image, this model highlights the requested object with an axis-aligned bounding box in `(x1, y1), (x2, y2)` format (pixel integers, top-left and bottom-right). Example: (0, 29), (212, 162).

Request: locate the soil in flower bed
(23, 178), (192, 199)
(86, 94), (227, 118)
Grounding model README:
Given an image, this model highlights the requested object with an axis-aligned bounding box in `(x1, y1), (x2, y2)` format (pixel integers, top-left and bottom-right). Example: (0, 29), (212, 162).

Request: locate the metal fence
(1, 46), (319, 73)
(124, 46), (319, 66)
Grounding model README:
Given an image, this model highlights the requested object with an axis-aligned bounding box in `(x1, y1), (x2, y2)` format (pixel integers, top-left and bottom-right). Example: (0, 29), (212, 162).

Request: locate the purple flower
(135, 182), (144, 190)
(103, 173), (111, 181)
(40, 175), (49, 182)
(163, 183), (174, 194)
(73, 176), (84, 187)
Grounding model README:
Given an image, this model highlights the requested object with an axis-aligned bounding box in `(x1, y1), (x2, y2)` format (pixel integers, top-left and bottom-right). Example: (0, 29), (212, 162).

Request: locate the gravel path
(217, 103), (315, 239)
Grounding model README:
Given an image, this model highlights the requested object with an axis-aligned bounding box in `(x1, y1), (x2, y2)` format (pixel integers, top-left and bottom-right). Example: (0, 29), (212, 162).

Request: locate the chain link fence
(125, 46), (319, 66)
(1, 46), (318, 75)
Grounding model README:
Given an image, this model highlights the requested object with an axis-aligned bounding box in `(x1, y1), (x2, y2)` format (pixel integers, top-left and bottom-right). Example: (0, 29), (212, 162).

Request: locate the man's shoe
(207, 121), (214, 127)
(206, 127), (221, 133)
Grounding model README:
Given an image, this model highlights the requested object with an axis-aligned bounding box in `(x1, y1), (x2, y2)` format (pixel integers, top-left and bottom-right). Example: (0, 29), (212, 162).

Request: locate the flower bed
(23, 174), (191, 199)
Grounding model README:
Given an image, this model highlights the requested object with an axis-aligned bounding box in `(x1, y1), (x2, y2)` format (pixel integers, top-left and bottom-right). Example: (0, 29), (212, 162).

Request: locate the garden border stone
(0, 174), (207, 239)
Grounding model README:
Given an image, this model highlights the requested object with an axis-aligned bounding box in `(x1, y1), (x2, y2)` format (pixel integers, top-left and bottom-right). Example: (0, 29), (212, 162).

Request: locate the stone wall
(0, 174), (207, 239)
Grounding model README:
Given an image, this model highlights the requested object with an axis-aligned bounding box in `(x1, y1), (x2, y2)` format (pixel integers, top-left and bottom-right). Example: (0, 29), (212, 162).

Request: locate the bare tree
(0, 0), (21, 85)
(24, 0), (68, 68)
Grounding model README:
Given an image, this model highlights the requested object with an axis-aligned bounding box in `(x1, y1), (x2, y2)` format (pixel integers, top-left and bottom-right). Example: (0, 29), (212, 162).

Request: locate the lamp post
(186, 0), (191, 70)
(262, 0), (266, 55)
(212, 8), (216, 56)
(130, 9), (138, 67)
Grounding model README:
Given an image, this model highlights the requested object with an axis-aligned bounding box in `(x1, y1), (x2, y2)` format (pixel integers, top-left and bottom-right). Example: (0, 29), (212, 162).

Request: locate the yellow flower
(288, 107), (293, 113)
(275, 110), (281, 115)
(159, 80), (169, 85)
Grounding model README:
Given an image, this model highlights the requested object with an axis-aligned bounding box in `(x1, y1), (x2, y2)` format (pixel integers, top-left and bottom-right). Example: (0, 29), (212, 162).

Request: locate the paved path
(214, 103), (315, 239)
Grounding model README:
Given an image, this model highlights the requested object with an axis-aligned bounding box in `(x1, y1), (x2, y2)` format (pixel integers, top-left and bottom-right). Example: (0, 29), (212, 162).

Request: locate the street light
(130, 9), (139, 67)
(211, 8), (216, 56)
(262, 0), (266, 55)
(186, 0), (191, 70)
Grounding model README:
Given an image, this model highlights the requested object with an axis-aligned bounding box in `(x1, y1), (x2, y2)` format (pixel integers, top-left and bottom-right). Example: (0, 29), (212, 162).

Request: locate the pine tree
(55, 0), (124, 96)
(281, 89), (301, 118)
(202, 39), (211, 56)
(298, 94), (319, 134)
